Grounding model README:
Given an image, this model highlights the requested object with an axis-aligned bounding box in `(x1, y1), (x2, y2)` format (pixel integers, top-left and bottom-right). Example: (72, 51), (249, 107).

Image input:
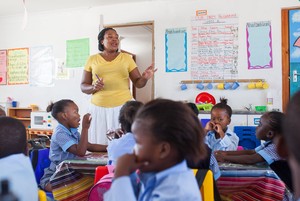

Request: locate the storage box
(234, 126), (261, 150)
(255, 106), (267, 112)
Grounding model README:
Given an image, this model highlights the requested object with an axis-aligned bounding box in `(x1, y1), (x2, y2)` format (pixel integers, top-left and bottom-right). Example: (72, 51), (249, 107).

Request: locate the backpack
(88, 165), (114, 201)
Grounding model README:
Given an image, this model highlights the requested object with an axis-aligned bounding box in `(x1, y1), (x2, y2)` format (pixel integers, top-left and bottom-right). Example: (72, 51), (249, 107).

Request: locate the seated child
(205, 97), (239, 151)
(40, 99), (107, 192)
(185, 102), (221, 180)
(0, 117), (38, 201)
(104, 99), (207, 200)
(107, 100), (144, 165)
(214, 111), (284, 166)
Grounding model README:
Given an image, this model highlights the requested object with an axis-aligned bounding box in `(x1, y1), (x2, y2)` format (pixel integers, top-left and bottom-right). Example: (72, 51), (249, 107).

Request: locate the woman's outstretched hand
(142, 64), (157, 80)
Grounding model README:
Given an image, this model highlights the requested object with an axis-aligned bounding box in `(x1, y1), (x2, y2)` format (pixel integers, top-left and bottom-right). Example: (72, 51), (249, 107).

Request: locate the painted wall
(0, 0), (298, 117)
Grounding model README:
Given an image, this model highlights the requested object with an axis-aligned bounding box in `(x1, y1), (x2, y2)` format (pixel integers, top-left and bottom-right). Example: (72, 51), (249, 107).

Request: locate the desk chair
(30, 148), (54, 199)
(38, 189), (47, 201)
(193, 169), (214, 201)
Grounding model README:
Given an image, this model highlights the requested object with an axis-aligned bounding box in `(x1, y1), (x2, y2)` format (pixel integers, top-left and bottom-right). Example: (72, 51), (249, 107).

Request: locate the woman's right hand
(93, 78), (104, 92)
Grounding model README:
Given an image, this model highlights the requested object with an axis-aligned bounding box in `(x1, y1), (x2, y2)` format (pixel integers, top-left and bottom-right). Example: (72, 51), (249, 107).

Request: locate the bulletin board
(190, 14), (239, 80)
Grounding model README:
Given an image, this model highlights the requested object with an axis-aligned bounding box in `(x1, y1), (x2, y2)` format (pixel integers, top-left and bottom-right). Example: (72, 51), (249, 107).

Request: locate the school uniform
(107, 132), (135, 165)
(0, 154), (38, 201)
(104, 160), (202, 201)
(40, 123), (80, 189)
(206, 128), (239, 151)
(255, 140), (281, 165)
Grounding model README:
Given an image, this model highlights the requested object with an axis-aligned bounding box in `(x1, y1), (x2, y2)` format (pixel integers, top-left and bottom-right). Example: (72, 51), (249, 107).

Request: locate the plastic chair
(94, 166), (110, 184)
(29, 148), (53, 199)
(193, 169), (214, 201)
(38, 189), (47, 201)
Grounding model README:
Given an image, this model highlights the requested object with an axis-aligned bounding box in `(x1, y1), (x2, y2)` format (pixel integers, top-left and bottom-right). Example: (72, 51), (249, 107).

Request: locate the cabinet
(7, 107), (37, 128)
(27, 128), (53, 147)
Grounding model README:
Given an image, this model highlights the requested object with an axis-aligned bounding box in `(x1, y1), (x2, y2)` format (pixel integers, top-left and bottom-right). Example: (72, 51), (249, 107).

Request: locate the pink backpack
(88, 165), (114, 201)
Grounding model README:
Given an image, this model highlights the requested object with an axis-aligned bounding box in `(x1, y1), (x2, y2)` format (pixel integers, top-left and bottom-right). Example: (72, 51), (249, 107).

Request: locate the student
(0, 117), (38, 201)
(0, 106), (5, 116)
(205, 97), (239, 151)
(40, 99), (107, 192)
(214, 111), (283, 166)
(278, 91), (300, 200)
(104, 99), (206, 201)
(185, 102), (221, 181)
(107, 100), (144, 165)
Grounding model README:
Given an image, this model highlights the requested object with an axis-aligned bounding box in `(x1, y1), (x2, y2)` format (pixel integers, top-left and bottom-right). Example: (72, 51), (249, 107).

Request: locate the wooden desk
(217, 163), (287, 201)
(50, 152), (108, 201)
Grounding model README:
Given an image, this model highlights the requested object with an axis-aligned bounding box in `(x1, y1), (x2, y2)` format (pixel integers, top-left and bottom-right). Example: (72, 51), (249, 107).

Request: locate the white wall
(0, 0), (298, 116)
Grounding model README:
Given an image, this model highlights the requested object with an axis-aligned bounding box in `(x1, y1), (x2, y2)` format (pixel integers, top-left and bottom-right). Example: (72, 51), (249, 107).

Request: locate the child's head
(256, 111), (284, 141)
(0, 106), (6, 116)
(283, 91), (300, 166)
(186, 102), (199, 116)
(119, 101), (143, 133)
(0, 117), (27, 158)
(47, 99), (80, 128)
(132, 99), (206, 172)
(210, 97), (232, 131)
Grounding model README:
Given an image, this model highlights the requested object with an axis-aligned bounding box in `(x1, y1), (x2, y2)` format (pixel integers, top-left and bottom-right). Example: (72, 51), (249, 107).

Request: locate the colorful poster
(0, 50), (7, 85)
(30, 46), (54, 87)
(165, 28), (187, 72)
(66, 38), (90, 68)
(191, 14), (239, 80)
(7, 48), (29, 85)
(247, 21), (273, 69)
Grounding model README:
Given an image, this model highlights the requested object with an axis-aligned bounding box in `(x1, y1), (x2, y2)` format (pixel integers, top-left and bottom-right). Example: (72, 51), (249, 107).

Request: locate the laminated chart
(191, 14), (239, 80)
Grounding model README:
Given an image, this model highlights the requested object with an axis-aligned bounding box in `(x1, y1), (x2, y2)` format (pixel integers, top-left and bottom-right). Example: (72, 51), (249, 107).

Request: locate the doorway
(282, 7), (300, 112)
(104, 21), (154, 104)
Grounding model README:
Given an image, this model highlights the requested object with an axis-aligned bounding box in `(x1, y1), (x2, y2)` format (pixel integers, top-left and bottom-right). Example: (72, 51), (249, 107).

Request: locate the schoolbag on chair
(88, 165), (114, 201)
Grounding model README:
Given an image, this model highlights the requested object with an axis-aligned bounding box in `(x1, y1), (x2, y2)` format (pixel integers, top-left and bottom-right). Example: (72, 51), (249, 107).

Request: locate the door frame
(281, 7), (300, 112)
(104, 21), (155, 100)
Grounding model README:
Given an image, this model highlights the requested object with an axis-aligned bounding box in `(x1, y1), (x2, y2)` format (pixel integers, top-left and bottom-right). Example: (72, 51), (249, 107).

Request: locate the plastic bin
(234, 126), (261, 150)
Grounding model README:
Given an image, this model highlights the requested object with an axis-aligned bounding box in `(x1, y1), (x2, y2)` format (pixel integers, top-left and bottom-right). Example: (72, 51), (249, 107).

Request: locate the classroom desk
(216, 163), (287, 201)
(50, 152), (108, 201)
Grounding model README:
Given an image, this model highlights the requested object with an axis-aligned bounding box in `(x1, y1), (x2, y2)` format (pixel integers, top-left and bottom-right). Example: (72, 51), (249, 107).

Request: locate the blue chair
(29, 148), (54, 199)
(234, 126), (261, 150)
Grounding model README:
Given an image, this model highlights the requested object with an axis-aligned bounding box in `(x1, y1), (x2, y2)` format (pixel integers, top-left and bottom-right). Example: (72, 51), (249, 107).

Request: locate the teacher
(81, 27), (156, 145)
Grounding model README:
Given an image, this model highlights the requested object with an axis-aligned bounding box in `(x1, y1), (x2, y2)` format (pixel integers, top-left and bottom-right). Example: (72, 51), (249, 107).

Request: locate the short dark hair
(98, 27), (116, 51)
(119, 101), (144, 133)
(135, 99), (206, 163)
(47, 99), (74, 120)
(0, 117), (27, 158)
(211, 97), (232, 117)
(263, 111), (284, 134)
(186, 102), (199, 116)
(284, 91), (300, 164)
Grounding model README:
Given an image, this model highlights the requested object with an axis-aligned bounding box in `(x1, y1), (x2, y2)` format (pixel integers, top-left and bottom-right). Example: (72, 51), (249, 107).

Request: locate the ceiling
(0, 0), (159, 17)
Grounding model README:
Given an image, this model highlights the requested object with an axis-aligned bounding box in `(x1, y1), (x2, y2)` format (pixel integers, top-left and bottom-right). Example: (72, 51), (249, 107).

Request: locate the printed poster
(247, 21), (273, 69)
(66, 38), (90, 68)
(0, 50), (7, 85)
(30, 46), (54, 87)
(165, 28), (188, 72)
(7, 48), (29, 85)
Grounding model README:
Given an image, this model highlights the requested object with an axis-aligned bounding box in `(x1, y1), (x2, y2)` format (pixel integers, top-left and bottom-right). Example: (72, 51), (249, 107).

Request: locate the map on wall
(191, 13), (239, 80)
(246, 21), (273, 69)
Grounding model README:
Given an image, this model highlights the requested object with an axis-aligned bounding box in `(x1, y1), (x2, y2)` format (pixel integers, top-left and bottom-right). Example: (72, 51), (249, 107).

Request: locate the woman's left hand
(142, 64), (157, 80)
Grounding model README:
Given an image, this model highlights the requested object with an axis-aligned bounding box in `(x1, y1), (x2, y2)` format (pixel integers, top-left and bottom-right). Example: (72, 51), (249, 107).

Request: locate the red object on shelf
(195, 92), (216, 104)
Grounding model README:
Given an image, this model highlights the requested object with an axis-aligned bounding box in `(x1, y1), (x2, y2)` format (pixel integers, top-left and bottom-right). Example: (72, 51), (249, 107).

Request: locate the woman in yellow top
(81, 27), (156, 145)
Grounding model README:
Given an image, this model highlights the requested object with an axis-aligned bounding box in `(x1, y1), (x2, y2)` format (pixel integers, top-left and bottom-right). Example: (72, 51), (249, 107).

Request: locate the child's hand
(214, 124), (225, 139)
(82, 113), (92, 130)
(214, 151), (226, 162)
(204, 121), (215, 133)
(114, 153), (148, 179)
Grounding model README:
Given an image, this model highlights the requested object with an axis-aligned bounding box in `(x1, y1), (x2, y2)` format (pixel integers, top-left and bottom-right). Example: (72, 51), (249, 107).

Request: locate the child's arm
(87, 143), (107, 152)
(215, 150), (256, 156)
(67, 113), (91, 156)
(215, 151), (265, 164)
